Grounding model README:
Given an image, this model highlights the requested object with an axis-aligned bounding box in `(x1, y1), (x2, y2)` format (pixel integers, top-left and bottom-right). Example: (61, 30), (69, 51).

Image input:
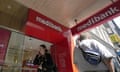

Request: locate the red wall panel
(0, 28), (11, 65)
(51, 39), (73, 72)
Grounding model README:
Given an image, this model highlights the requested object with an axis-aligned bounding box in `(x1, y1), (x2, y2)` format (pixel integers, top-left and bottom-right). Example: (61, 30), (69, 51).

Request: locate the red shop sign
(71, 0), (120, 35)
(24, 9), (68, 44)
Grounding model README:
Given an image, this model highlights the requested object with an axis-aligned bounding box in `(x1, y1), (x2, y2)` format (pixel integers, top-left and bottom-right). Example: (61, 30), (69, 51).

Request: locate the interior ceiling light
(7, 5), (12, 9)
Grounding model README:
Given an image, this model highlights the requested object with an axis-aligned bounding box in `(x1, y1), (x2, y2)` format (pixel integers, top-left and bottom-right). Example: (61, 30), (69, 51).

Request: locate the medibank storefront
(0, 0), (120, 72)
(0, 8), (73, 72)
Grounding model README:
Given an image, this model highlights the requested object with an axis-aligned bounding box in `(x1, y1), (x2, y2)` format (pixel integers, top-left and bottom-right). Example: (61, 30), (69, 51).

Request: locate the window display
(2, 32), (25, 72)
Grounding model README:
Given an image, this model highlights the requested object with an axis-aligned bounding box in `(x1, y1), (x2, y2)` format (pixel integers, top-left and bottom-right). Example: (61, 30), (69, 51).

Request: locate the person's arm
(45, 54), (55, 69)
(33, 55), (39, 65)
(103, 58), (115, 72)
(93, 40), (115, 72)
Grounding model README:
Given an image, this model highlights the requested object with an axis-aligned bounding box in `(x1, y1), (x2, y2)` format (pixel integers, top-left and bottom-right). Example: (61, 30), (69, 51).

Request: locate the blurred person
(33, 44), (56, 72)
(77, 32), (115, 72)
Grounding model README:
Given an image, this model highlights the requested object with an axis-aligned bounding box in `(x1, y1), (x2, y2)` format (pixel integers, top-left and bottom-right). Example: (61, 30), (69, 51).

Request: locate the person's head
(39, 44), (48, 55)
(78, 32), (90, 41)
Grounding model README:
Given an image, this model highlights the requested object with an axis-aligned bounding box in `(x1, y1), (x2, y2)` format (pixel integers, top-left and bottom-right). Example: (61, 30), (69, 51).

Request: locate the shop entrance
(0, 27), (60, 72)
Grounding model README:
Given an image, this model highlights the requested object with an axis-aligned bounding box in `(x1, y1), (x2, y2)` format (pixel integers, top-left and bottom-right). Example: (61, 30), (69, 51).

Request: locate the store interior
(0, 29), (53, 72)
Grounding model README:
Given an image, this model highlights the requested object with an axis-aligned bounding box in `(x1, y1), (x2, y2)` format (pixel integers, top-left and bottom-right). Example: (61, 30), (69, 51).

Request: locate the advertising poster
(0, 28), (11, 65)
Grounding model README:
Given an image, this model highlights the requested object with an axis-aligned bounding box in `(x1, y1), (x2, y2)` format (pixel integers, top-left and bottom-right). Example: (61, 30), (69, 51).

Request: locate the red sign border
(71, 0), (120, 35)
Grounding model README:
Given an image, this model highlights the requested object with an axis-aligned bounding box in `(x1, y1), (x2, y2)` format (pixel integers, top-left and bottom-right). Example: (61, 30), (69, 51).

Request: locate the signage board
(24, 9), (68, 44)
(71, 0), (120, 35)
